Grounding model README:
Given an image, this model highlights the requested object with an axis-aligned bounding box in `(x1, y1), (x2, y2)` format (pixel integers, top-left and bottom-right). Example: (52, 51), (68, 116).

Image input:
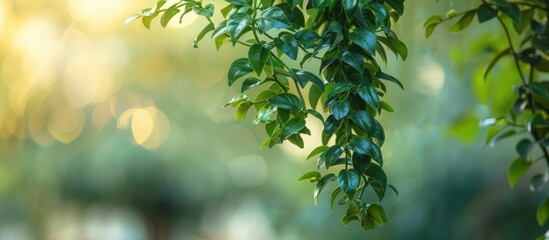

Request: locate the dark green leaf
(477, 3), (497, 23)
(508, 157), (531, 188)
(370, 3), (388, 28)
(212, 20), (229, 39)
(288, 134), (304, 148)
(328, 82), (354, 98)
(314, 173), (336, 204)
(324, 115), (339, 136)
(348, 136), (382, 166)
(341, 47), (365, 73)
(269, 93), (303, 110)
(323, 145), (345, 167)
(352, 153), (371, 175)
(228, 58), (253, 86)
(357, 84), (380, 110)
(350, 111), (375, 135)
(537, 198), (549, 225)
(227, 13), (251, 40)
(241, 77), (265, 92)
(367, 204), (387, 224)
(349, 27), (377, 56)
(343, 0), (358, 20)
(292, 70), (325, 90)
(497, 3), (520, 24)
(385, 0), (404, 15)
(338, 169), (360, 198)
(530, 174), (547, 191)
(365, 163), (387, 201)
(484, 48), (511, 80)
(274, 34), (298, 60)
(330, 187), (342, 210)
(299, 171), (321, 182)
(248, 44), (271, 75)
(309, 85), (323, 109)
(488, 129), (518, 148)
(376, 71), (403, 89)
(332, 101), (350, 120)
(281, 117), (306, 140)
(517, 139), (534, 160)
(258, 7), (291, 33)
(295, 29), (320, 48)
(225, 0), (250, 6)
(343, 215), (360, 225)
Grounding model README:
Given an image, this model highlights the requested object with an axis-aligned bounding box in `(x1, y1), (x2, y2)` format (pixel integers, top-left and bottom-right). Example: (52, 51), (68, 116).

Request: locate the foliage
(425, 0), (549, 233)
(128, 0), (405, 230)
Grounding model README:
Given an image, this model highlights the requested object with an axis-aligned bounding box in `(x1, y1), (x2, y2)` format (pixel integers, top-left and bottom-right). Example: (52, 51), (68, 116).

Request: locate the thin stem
(496, 15), (527, 85)
(508, 1), (549, 11)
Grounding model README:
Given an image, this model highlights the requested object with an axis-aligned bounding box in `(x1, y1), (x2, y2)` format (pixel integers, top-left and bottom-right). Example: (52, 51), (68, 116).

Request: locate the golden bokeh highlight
(117, 106), (171, 149)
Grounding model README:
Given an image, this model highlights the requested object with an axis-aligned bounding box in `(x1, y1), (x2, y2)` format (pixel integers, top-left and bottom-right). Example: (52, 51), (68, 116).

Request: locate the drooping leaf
(477, 3), (497, 23)
(274, 34), (299, 60)
(380, 101), (395, 113)
(193, 23), (215, 48)
(292, 70), (325, 90)
(375, 71), (403, 89)
(348, 136), (382, 166)
(537, 198), (549, 225)
(225, 0), (251, 6)
(227, 13), (251, 41)
(338, 169), (360, 198)
(508, 157), (531, 188)
(224, 94), (248, 108)
(341, 47), (365, 73)
(193, 4), (214, 17)
(314, 173), (336, 204)
(516, 138), (534, 160)
(530, 174), (548, 191)
(357, 84), (380, 110)
(330, 187), (342, 210)
(365, 163), (387, 201)
(385, 0), (404, 15)
(367, 204), (387, 225)
(307, 145), (329, 159)
(299, 171), (322, 182)
(352, 152), (371, 175)
(258, 6), (292, 33)
(349, 27), (377, 56)
(350, 111), (375, 135)
(295, 29), (321, 48)
(332, 101), (350, 120)
(448, 10), (476, 32)
(228, 58), (254, 86)
(269, 93), (303, 110)
(248, 44), (271, 75)
(323, 145), (345, 168)
(160, 6), (180, 28)
(281, 117), (306, 140)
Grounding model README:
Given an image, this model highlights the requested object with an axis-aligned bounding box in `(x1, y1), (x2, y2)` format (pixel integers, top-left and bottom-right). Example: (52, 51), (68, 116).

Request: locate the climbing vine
(425, 0), (549, 233)
(128, 0), (406, 229)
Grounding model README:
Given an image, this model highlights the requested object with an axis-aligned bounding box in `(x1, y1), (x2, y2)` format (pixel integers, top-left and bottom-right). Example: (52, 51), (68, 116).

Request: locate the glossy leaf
(349, 27), (377, 56)
(350, 111), (375, 135)
(508, 157), (531, 188)
(258, 7), (291, 33)
(314, 173), (336, 205)
(352, 153), (371, 175)
(307, 145), (329, 159)
(269, 93), (303, 110)
(448, 10), (476, 32)
(281, 117), (306, 140)
(299, 171), (322, 182)
(348, 136), (382, 166)
(477, 4), (497, 23)
(227, 13), (251, 40)
(228, 58), (254, 86)
(332, 101), (350, 120)
(537, 198), (549, 225)
(338, 169), (360, 198)
(385, 0), (404, 15)
(274, 34), (298, 60)
(376, 71), (403, 89)
(323, 145), (345, 168)
(193, 23), (215, 48)
(193, 4), (214, 17)
(248, 44), (271, 75)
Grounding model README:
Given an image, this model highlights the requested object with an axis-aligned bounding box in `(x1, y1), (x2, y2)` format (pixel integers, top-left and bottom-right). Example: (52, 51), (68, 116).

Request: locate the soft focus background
(0, 0), (547, 239)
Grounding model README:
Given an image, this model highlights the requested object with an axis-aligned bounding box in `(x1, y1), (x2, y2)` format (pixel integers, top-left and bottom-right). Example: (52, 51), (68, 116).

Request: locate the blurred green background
(0, 0), (547, 239)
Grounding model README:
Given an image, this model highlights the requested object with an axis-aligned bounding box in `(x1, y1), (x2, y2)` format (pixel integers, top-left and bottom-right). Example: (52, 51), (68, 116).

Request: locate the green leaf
(423, 15), (443, 27)
(343, 0), (358, 20)
(241, 77), (265, 92)
(211, 20), (229, 39)
(376, 71), (403, 89)
(142, 13), (158, 29)
(348, 136), (382, 166)
(352, 153), (371, 175)
(425, 23), (440, 38)
(281, 117), (306, 140)
(477, 3), (497, 23)
(328, 82), (354, 98)
(338, 169), (360, 198)
(309, 85), (323, 110)
(295, 29), (320, 48)
(323, 145), (345, 168)
(248, 44), (271, 76)
(516, 139), (534, 160)
(350, 111), (375, 135)
(488, 129), (518, 148)
(258, 7), (291, 33)
(160, 6), (180, 28)
(236, 101), (253, 120)
(508, 157), (531, 188)
(370, 3), (388, 28)
(497, 3), (520, 24)
(193, 4), (214, 17)
(324, 115), (339, 136)
(367, 204), (387, 224)
(223, 94), (248, 108)
(228, 58), (254, 86)
(357, 84), (379, 110)
(365, 163), (387, 201)
(530, 174), (548, 191)
(299, 170), (321, 182)
(292, 70), (325, 90)
(314, 173), (336, 204)
(380, 101), (395, 113)
(193, 23), (215, 48)
(343, 215), (360, 225)
(227, 13), (251, 41)
(349, 27), (377, 56)
(377, 36), (408, 60)
(255, 105), (277, 124)
(385, 0), (404, 15)
(124, 14), (141, 25)
(332, 101), (350, 120)
(330, 187), (342, 210)
(537, 198), (549, 225)
(341, 47), (365, 73)
(307, 145), (329, 159)
(287, 0), (299, 10)
(448, 10), (476, 32)
(269, 93), (303, 110)
(346, 199), (360, 216)
(274, 34), (298, 60)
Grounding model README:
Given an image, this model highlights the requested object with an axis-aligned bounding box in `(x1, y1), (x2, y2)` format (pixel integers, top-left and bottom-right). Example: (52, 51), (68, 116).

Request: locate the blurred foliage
(0, 0), (547, 239)
(426, 0), (549, 237)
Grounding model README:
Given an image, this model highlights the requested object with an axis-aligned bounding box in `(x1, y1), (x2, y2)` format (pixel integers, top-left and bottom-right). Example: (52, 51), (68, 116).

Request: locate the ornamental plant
(425, 0), (549, 233)
(127, 0), (406, 229)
